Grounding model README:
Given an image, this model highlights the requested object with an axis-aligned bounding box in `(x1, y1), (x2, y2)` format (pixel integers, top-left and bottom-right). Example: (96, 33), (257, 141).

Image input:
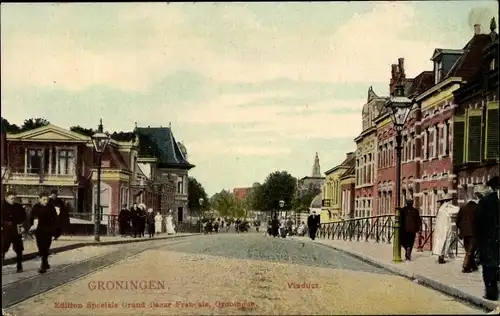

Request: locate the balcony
(5, 168), (76, 185)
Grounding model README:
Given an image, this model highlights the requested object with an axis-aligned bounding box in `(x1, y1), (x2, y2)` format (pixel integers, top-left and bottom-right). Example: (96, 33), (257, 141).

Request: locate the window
(433, 126), (439, 158)
(410, 133), (415, 159)
(443, 122), (450, 155)
(57, 149), (75, 175)
(485, 102), (499, 160)
(435, 60), (443, 83)
(423, 130), (428, 159)
(177, 176), (184, 194)
(467, 109), (482, 162)
(491, 59), (496, 71)
(27, 149), (43, 174)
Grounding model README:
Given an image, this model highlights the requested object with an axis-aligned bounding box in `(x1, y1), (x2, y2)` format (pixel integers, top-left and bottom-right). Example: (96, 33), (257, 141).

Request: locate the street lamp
(198, 198), (204, 232)
(385, 84), (414, 263)
(91, 119), (110, 242)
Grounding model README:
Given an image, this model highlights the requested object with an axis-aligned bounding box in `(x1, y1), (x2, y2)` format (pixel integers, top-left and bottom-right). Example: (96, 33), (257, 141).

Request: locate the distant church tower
(311, 152), (321, 177)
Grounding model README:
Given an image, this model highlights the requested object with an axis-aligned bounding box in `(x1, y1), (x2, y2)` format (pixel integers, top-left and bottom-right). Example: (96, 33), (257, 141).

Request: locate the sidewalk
(3, 233), (195, 265)
(293, 236), (498, 312)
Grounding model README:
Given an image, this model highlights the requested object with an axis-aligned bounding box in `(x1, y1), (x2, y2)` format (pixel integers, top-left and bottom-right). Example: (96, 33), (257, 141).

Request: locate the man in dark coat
(118, 205), (130, 237)
(130, 203), (140, 238)
(270, 215), (280, 237)
(400, 199), (422, 261)
(456, 190), (481, 273)
(307, 211), (320, 240)
(30, 191), (58, 274)
(49, 190), (69, 240)
(2, 191), (27, 272)
(476, 176), (500, 301)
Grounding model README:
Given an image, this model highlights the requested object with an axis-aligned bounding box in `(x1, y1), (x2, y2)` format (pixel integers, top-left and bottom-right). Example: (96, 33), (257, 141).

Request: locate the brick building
(354, 86), (387, 218)
(453, 20), (499, 201)
(2, 123), (189, 223)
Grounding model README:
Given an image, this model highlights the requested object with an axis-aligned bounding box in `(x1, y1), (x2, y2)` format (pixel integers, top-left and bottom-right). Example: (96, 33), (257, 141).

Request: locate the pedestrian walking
(49, 190), (69, 240)
(476, 176), (500, 301)
(307, 211), (320, 240)
(271, 215), (280, 237)
(456, 189), (481, 273)
(146, 208), (155, 238)
(29, 191), (58, 274)
(139, 204), (147, 237)
(400, 198), (422, 261)
(154, 212), (163, 234)
(2, 191), (27, 273)
(118, 205), (130, 237)
(130, 203), (140, 238)
(432, 194), (458, 264)
(166, 210), (176, 235)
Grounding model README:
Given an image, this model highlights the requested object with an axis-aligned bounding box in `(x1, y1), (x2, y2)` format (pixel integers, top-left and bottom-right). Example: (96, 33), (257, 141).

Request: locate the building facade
(453, 20), (499, 201)
(354, 87), (387, 218)
(322, 152), (355, 223)
(136, 126), (195, 222)
(339, 157), (356, 219)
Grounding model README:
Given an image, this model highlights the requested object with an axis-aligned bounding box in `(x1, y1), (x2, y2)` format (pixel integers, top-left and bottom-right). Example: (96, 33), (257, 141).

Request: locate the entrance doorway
(177, 207), (183, 222)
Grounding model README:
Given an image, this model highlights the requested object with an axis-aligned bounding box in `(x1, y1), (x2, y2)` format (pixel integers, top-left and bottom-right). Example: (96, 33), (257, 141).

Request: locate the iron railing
(318, 215), (463, 255)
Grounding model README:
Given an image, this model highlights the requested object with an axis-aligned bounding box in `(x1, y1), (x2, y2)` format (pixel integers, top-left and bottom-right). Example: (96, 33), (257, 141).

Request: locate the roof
(445, 34), (493, 81)
(136, 127), (194, 170)
(340, 164), (355, 179)
(233, 187), (251, 201)
(408, 71), (434, 97)
(100, 144), (129, 170)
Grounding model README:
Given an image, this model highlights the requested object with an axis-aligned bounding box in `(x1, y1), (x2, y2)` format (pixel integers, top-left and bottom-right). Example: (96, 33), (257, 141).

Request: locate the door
(177, 207), (183, 222)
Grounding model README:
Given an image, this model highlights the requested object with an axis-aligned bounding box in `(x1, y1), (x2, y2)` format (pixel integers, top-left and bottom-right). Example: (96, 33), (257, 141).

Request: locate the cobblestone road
(3, 233), (484, 315)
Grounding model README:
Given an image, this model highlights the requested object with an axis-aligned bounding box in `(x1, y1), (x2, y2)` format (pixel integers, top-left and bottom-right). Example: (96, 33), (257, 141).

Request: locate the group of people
(117, 204), (176, 238)
(266, 211), (320, 240)
(2, 190), (69, 274)
(399, 176), (499, 301)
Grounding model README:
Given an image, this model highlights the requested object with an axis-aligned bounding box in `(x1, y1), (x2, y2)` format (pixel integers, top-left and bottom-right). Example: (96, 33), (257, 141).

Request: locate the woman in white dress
(154, 212), (163, 234)
(166, 210), (176, 235)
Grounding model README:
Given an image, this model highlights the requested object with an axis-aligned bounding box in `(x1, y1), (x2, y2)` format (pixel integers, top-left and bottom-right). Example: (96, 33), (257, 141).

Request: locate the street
(2, 232), (484, 315)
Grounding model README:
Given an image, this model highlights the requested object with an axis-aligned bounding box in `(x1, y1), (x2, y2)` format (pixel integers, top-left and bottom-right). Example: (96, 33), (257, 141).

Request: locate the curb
(311, 238), (498, 312)
(3, 234), (198, 266)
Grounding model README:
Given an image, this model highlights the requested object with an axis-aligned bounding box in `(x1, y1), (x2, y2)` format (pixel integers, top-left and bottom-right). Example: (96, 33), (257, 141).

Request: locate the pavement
(3, 233), (485, 315)
(292, 236), (499, 312)
(3, 233), (195, 265)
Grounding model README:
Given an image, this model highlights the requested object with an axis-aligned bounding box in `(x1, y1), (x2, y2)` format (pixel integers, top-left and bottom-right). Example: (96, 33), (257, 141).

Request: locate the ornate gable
(7, 124), (90, 142)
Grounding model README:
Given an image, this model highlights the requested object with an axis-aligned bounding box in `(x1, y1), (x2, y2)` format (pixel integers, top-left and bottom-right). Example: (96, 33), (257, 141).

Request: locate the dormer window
(435, 60), (443, 83)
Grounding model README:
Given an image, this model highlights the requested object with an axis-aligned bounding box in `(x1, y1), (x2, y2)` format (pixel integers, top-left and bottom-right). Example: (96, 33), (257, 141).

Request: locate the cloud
(1, 2), (444, 92)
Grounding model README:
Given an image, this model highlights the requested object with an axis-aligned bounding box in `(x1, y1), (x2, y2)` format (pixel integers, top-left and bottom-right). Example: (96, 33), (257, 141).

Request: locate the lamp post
(91, 119), (110, 242)
(385, 84), (414, 263)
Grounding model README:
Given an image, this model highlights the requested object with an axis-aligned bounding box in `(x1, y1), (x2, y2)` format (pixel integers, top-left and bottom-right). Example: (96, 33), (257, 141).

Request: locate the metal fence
(318, 215), (463, 255)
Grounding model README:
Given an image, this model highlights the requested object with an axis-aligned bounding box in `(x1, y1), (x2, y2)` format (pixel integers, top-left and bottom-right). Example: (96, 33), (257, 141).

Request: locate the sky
(1, 1), (498, 196)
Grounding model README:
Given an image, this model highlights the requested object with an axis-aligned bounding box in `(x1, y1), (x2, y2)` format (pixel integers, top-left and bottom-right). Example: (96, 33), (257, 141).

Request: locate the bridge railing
(317, 215), (456, 253)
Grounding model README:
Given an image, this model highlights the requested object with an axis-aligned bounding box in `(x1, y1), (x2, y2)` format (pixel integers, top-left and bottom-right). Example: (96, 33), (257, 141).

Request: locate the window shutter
(485, 103), (499, 160)
(453, 119), (465, 166)
(467, 110), (482, 162)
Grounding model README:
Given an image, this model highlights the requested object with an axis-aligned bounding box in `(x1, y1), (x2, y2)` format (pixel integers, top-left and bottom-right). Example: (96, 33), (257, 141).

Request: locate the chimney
(474, 24), (481, 35)
(398, 58), (405, 76)
(391, 64), (398, 79)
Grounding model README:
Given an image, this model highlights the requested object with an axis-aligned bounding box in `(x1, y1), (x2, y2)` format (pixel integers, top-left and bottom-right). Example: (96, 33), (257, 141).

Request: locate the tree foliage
(1, 117), (21, 134)
(70, 125), (95, 137)
(210, 190), (245, 218)
(1, 117), (50, 134)
(293, 183), (322, 213)
(187, 177), (209, 216)
(253, 171), (297, 213)
(20, 118), (50, 132)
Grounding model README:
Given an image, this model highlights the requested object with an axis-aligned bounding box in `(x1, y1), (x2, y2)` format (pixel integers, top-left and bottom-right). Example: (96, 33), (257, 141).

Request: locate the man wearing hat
(49, 190), (69, 240)
(456, 187), (483, 273)
(432, 193), (459, 264)
(476, 175), (499, 301)
(400, 198), (422, 260)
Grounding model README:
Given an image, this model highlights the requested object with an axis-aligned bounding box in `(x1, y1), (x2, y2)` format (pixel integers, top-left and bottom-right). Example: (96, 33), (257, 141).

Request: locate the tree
(70, 125), (95, 137)
(254, 171), (297, 214)
(210, 190), (240, 218)
(1, 117), (21, 134)
(20, 118), (50, 132)
(187, 177), (209, 217)
(293, 183), (322, 213)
